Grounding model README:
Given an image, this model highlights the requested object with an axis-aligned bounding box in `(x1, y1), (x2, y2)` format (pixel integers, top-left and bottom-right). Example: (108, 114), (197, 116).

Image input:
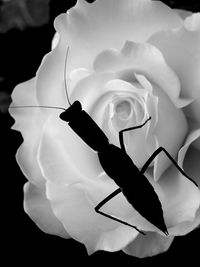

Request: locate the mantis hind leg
(141, 146), (198, 187)
(94, 188), (145, 235)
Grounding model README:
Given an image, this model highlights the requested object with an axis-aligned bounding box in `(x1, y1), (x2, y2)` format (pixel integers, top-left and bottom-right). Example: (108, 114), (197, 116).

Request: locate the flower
(9, 0), (200, 258)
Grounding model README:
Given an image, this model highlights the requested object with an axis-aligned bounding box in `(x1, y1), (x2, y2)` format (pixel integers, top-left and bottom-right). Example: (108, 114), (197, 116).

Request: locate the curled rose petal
(9, 78), (47, 187)
(123, 232), (174, 258)
(149, 167), (200, 235)
(184, 97), (200, 141)
(173, 135), (200, 235)
(24, 182), (70, 238)
(46, 170), (176, 254)
(93, 41), (181, 106)
(149, 13), (200, 124)
(36, 34), (69, 109)
(178, 128), (200, 187)
(184, 13), (200, 31)
(51, 32), (60, 50)
(46, 179), (139, 254)
(53, 0), (182, 72)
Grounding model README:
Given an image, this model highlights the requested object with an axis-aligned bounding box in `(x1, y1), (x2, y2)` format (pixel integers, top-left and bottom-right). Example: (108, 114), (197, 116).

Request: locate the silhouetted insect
(11, 47), (198, 236)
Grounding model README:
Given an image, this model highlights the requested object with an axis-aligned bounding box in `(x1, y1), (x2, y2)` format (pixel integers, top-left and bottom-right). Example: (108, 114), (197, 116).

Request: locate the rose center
(115, 100), (132, 120)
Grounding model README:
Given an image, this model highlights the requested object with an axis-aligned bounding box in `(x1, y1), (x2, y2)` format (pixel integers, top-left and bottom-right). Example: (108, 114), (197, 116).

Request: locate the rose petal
(149, 83), (188, 181)
(10, 77), (36, 106)
(134, 75), (158, 125)
(179, 141), (200, 196)
(38, 131), (84, 184)
(9, 78), (39, 132)
(178, 128), (200, 175)
(9, 78), (48, 186)
(169, 132), (200, 235)
(83, 175), (163, 234)
(149, 167), (200, 233)
(184, 13), (200, 31)
(16, 141), (44, 187)
(46, 179), (140, 254)
(38, 115), (103, 183)
(55, 0), (182, 72)
(93, 41), (181, 107)
(167, 208), (200, 236)
(123, 231), (174, 258)
(193, 134), (200, 151)
(36, 23), (69, 109)
(69, 68), (92, 94)
(24, 182), (70, 238)
(70, 71), (116, 111)
(149, 13), (200, 115)
(102, 80), (151, 166)
(184, 97), (200, 127)
(175, 9), (193, 20)
(47, 171), (182, 254)
(51, 32), (60, 50)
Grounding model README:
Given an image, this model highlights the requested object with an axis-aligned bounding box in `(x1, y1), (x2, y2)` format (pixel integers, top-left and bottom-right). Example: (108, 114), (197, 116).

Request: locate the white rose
(9, 0), (200, 258)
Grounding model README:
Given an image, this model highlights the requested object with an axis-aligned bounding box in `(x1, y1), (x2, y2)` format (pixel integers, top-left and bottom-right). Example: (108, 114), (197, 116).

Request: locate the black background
(1, 0), (200, 265)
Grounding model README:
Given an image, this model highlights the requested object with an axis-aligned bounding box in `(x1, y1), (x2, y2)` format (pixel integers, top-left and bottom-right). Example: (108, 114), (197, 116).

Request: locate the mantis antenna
(64, 46), (71, 106)
(10, 105), (66, 111)
(10, 47), (72, 111)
